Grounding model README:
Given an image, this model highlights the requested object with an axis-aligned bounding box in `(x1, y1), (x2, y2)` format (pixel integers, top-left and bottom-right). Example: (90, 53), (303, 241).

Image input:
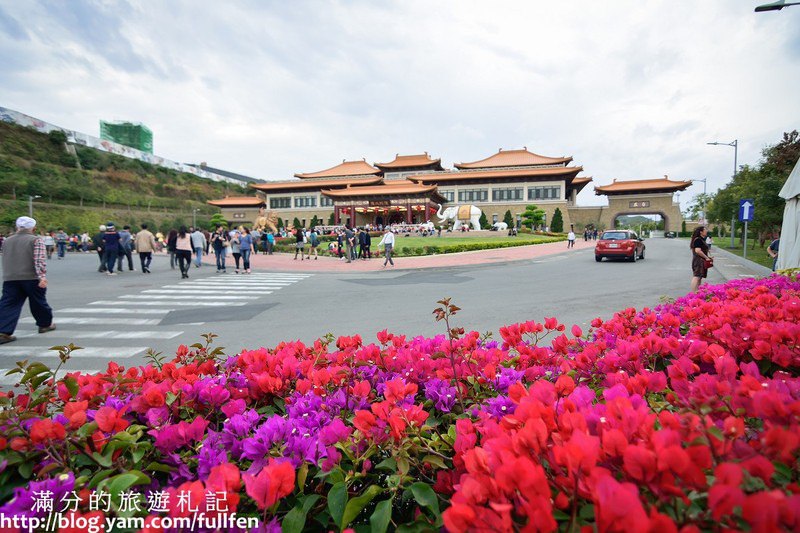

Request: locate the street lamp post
(755, 1), (800, 11)
(693, 178), (708, 225)
(28, 195), (41, 218)
(707, 140), (738, 247)
(193, 209), (199, 229)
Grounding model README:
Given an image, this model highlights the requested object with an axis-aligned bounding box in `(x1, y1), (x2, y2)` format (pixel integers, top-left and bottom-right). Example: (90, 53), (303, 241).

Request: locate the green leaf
(17, 461), (33, 479)
(20, 362), (50, 384)
(282, 494), (321, 533)
(421, 454), (447, 469)
(63, 375), (79, 398)
(410, 482), (439, 517)
(107, 471), (149, 499)
(145, 461), (175, 473)
(374, 458), (396, 471)
(91, 451), (113, 468)
(370, 497), (393, 533)
(396, 456), (410, 476)
(327, 482), (347, 528)
(297, 463), (309, 492)
(88, 469), (116, 489)
(342, 485), (382, 529)
(707, 426), (724, 442)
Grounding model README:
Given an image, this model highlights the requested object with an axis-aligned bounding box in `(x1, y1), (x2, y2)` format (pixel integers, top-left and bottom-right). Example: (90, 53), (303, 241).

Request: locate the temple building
(209, 147), (593, 229)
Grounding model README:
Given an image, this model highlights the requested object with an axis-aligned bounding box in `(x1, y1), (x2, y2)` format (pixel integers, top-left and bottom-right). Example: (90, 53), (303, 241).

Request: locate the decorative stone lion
(253, 207), (279, 233)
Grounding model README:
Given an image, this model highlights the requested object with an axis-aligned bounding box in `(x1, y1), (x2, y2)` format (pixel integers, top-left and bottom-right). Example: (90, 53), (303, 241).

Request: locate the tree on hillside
(521, 205), (545, 230)
(686, 193), (714, 221)
(551, 208), (564, 232)
(707, 130), (799, 246)
(479, 212), (489, 229)
(503, 210), (514, 228)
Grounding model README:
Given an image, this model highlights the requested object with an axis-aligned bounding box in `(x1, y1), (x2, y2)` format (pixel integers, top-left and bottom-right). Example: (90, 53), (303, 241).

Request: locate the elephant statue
(435, 203), (483, 231)
(419, 221), (436, 231)
(492, 222), (508, 231)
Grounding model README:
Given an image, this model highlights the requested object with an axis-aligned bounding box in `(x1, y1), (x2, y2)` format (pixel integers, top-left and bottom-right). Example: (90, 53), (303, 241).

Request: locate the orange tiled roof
(455, 148), (573, 169)
(206, 196), (265, 207)
(410, 165), (582, 183)
(321, 182), (442, 198)
(374, 153), (443, 170)
(251, 176), (383, 192)
(594, 177), (692, 195)
(295, 160), (381, 179)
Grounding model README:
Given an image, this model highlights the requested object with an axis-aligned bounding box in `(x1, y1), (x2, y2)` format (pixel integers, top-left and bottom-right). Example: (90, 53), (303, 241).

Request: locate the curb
(710, 245), (773, 280)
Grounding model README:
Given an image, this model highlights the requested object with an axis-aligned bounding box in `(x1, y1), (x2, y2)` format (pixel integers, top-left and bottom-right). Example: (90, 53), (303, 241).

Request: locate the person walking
(55, 228), (69, 259)
(103, 223), (121, 275)
(344, 224), (355, 263)
(43, 231), (55, 259)
(240, 228), (254, 273)
(336, 230), (344, 260)
(191, 227), (207, 268)
(266, 231), (275, 255)
(175, 226), (193, 279)
(116, 225), (135, 272)
(378, 227), (395, 268)
(134, 223), (156, 273)
(230, 229), (242, 272)
(294, 227), (307, 260)
(362, 228), (371, 259)
(80, 232), (90, 252)
(768, 232), (780, 272)
(690, 226), (713, 292)
(93, 225), (107, 272)
(567, 227), (576, 249)
(211, 226), (229, 273)
(166, 229), (178, 270)
(0, 216), (55, 344)
(308, 228), (319, 260)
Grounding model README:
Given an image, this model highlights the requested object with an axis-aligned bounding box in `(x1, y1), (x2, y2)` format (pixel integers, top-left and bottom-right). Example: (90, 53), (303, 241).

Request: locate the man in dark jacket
(93, 224), (107, 272)
(102, 223), (121, 275)
(0, 216), (55, 344)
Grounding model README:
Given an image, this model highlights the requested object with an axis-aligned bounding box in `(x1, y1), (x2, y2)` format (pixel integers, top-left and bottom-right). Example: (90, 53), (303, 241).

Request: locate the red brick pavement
(210, 238), (597, 273)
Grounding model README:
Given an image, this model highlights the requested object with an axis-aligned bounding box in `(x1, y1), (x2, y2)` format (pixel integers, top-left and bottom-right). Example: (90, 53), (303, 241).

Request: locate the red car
(595, 230), (646, 262)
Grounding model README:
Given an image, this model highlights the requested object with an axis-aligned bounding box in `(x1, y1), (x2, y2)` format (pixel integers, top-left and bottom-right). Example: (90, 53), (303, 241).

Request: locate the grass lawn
(717, 243), (775, 270)
(392, 232), (558, 248)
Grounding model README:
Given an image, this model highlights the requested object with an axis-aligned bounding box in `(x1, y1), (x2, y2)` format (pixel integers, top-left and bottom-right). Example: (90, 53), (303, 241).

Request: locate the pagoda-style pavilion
(321, 182), (446, 226)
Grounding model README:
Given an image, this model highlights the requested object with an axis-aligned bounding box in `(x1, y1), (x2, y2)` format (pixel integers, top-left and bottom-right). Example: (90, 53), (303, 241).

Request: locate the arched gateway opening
(614, 212), (667, 236)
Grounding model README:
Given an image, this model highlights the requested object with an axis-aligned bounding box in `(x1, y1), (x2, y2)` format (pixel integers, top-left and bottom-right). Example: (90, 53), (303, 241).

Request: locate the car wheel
(631, 252), (638, 262)
(640, 249), (645, 260)
(595, 255), (602, 262)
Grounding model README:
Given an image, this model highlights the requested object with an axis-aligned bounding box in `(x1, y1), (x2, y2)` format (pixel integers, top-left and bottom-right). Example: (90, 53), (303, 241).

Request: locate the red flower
(243, 460), (295, 510)
(63, 400), (88, 429)
(95, 406), (129, 433)
(443, 503), (477, 532)
(29, 418), (66, 444)
(353, 410), (377, 434)
(623, 444), (657, 482)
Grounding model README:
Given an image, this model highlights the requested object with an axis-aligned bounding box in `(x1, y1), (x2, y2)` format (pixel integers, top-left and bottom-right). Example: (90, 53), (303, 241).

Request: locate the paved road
(0, 239), (761, 386)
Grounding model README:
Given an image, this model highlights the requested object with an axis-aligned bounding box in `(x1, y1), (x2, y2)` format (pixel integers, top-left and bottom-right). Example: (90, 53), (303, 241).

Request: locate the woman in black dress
(690, 226), (713, 292)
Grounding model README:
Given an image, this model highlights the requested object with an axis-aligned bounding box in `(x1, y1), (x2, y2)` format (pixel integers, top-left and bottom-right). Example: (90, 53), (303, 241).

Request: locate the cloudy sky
(1, 0), (798, 207)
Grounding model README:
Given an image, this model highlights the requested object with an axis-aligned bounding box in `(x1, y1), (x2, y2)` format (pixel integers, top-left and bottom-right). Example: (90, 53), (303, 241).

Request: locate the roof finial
(523, 146), (527, 150)
(664, 174), (668, 179)
(363, 157), (366, 162)
(499, 148), (503, 152)
(343, 159), (346, 163)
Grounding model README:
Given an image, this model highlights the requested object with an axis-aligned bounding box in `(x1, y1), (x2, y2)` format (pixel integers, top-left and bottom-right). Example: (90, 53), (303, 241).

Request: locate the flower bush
(0, 276), (798, 532)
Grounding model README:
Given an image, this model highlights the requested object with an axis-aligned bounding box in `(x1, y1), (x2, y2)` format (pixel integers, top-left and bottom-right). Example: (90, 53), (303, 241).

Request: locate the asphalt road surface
(0, 239), (733, 385)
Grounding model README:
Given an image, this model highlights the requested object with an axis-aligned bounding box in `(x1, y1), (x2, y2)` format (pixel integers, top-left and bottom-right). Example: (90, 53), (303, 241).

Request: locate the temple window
(492, 187), (523, 201)
(458, 189), (488, 202)
(294, 196), (317, 208)
(270, 197), (291, 209)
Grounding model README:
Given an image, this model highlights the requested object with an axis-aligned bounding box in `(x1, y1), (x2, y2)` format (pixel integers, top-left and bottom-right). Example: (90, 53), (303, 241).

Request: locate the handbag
(704, 259), (714, 269)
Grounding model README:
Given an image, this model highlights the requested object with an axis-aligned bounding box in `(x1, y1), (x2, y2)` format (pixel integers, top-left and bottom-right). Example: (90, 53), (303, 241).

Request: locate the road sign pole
(743, 221), (748, 259)
(730, 216), (735, 248)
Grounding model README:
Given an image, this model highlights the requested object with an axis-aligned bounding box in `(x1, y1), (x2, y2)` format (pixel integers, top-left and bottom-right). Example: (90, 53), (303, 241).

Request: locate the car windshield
(601, 231), (629, 240)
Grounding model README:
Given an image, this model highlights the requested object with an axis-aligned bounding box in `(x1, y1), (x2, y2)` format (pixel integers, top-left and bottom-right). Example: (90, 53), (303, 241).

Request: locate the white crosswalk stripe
(0, 368), (99, 385)
(20, 317), (162, 326)
(14, 330), (183, 340)
(0, 346), (147, 358)
(59, 307), (172, 315)
(0, 273), (313, 388)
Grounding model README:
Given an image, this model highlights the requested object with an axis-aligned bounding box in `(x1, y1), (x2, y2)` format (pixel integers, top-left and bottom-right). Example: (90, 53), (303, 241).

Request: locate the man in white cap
(0, 216), (55, 344)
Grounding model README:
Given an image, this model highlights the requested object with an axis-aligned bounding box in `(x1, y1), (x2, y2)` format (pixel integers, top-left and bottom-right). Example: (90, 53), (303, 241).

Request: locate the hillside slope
(0, 120), (247, 232)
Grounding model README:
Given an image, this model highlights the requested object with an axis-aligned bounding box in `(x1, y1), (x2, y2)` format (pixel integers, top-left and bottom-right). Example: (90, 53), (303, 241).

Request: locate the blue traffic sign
(738, 199), (754, 222)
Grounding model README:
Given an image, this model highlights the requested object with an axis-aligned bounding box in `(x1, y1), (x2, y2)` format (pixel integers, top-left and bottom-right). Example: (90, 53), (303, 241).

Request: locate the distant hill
(0, 120), (247, 232)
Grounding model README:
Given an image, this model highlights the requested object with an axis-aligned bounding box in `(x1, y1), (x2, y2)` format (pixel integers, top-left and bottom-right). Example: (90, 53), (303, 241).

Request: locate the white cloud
(1, 0), (798, 208)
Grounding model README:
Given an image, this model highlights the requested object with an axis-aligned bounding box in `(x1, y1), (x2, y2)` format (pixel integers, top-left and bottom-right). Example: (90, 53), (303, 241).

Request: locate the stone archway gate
(567, 177), (692, 233)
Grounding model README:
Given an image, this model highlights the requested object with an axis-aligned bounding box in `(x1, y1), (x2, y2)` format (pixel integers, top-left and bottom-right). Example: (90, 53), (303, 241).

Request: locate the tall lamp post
(693, 178), (708, 224)
(28, 195), (41, 218)
(707, 140), (738, 247)
(755, 1), (800, 11)
(192, 208), (199, 229)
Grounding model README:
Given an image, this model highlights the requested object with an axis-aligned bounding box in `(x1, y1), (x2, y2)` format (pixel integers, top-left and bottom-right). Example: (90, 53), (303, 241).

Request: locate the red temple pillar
(425, 202), (430, 222)
(351, 203), (356, 227)
(406, 200), (412, 223)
